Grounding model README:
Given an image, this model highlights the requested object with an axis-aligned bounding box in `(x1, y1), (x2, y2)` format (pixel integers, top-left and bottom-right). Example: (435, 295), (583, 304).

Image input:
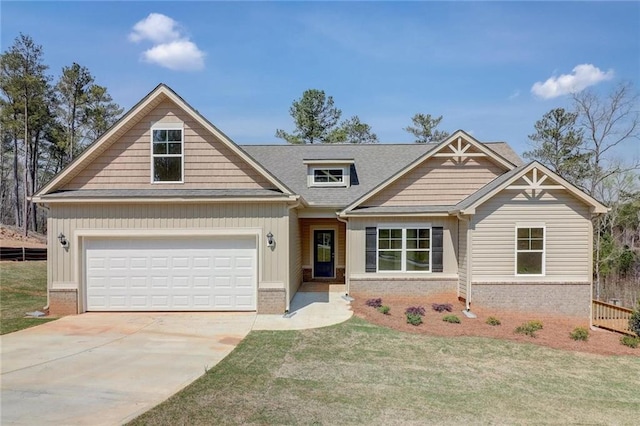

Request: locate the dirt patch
(352, 293), (639, 356)
(0, 224), (47, 248)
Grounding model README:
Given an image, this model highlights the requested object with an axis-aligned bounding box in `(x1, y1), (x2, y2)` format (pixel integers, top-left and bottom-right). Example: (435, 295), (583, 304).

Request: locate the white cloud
(531, 64), (614, 99)
(142, 41), (205, 71)
(129, 13), (182, 44)
(129, 13), (205, 71)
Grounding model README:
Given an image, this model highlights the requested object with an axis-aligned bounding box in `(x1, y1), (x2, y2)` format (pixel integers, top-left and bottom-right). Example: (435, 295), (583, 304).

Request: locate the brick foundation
(49, 289), (78, 316)
(471, 282), (591, 318)
(350, 278), (457, 296)
(257, 288), (286, 314)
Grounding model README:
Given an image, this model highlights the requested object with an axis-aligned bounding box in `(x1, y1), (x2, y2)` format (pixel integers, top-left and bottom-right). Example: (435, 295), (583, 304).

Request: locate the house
(33, 84), (607, 318)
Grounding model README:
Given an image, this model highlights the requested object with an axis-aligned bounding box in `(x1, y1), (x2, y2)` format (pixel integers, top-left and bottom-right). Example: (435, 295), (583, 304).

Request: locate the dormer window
(313, 168), (344, 185)
(303, 159), (354, 188)
(151, 122), (183, 183)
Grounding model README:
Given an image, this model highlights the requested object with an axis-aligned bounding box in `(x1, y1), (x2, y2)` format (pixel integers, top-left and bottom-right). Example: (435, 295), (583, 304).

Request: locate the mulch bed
(351, 293), (639, 356)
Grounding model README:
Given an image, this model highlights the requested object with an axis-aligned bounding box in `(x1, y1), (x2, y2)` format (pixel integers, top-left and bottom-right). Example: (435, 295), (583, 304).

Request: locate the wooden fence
(0, 247), (47, 261)
(592, 300), (635, 335)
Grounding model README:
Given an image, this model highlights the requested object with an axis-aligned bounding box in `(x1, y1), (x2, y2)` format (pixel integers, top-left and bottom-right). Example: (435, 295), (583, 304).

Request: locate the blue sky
(2, 1), (639, 157)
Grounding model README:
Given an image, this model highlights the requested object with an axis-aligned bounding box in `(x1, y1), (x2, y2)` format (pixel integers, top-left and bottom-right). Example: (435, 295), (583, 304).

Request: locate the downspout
(336, 213), (350, 297)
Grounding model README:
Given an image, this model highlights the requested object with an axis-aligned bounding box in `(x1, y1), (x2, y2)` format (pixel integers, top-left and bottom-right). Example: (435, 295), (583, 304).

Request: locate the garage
(85, 236), (257, 311)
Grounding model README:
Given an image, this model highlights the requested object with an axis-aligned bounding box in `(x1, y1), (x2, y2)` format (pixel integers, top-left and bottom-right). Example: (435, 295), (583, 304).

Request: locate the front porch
(299, 218), (347, 284)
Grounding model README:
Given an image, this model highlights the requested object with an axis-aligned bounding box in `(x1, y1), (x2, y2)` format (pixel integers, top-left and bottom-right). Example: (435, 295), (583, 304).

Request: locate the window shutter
(432, 227), (444, 273)
(365, 227), (377, 272)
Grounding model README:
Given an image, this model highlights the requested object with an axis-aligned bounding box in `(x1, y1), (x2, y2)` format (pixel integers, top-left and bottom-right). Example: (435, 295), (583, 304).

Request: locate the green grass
(130, 317), (640, 425)
(0, 261), (54, 334)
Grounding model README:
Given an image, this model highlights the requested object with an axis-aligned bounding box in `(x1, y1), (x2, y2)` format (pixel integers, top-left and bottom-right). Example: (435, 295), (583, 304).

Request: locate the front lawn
(130, 317), (640, 425)
(0, 261), (54, 334)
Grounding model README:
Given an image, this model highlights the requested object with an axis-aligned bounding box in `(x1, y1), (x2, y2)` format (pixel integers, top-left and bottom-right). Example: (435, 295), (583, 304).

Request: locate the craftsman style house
(33, 84), (607, 318)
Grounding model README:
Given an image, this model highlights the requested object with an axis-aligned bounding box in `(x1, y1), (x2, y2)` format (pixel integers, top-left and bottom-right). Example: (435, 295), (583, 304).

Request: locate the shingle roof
(242, 142), (521, 207)
(242, 144), (435, 206)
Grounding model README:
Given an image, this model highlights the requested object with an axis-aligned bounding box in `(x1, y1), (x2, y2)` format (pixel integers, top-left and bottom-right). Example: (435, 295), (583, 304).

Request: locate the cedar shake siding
(364, 156), (505, 207)
(62, 100), (275, 191)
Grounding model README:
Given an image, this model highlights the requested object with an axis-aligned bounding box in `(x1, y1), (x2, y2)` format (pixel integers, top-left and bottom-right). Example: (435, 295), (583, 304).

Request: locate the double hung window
(152, 125), (183, 182)
(378, 227), (431, 272)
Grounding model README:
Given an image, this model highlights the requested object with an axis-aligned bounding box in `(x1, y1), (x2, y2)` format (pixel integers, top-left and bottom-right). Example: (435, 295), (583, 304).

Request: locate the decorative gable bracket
(507, 167), (563, 197)
(433, 136), (486, 162)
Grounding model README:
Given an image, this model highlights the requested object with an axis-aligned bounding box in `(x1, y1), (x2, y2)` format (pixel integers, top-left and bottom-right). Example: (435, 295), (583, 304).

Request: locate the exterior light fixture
(266, 232), (275, 247)
(57, 233), (69, 248)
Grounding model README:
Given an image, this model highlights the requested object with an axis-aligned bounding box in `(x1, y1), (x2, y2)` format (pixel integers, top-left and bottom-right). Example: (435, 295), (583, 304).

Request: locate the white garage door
(85, 237), (256, 311)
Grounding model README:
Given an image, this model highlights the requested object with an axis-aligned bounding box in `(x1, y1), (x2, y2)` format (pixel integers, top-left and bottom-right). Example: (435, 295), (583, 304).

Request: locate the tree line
(523, 82), (639, 307)
(1, 34), (123, 235)
(275, 89), (448, 144)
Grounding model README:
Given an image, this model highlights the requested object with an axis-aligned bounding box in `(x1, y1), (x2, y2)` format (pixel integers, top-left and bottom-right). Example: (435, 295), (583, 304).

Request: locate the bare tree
(573, 82), (640, 198)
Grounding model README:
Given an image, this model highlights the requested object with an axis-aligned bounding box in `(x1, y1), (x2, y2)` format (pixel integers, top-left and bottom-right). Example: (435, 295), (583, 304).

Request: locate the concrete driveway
(0, 312), (256, 425)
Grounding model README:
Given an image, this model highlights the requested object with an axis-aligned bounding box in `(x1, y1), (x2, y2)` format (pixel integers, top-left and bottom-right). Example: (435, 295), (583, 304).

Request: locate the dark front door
(314, 230), (335, 278)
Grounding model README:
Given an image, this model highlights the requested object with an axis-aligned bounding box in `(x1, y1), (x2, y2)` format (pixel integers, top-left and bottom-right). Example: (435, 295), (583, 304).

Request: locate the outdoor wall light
(57, 233), (69, 248)
(266, 232), (275, 248)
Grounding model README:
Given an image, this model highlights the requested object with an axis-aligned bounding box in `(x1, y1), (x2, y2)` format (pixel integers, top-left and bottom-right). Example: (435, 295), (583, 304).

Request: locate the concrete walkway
(0, 290), (352, 425)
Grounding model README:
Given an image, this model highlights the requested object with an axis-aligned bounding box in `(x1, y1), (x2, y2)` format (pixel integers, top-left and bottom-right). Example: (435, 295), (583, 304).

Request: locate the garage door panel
(85, 237), (256, 311)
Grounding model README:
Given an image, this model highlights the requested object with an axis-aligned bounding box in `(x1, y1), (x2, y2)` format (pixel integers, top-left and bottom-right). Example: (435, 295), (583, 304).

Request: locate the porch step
(300, 282), (346, 293)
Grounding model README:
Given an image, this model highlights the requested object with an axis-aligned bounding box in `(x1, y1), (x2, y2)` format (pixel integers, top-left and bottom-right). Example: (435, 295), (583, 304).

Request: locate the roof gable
(341, 130), (516, 213)
(35, 84), (293, 198)
(454, 161), (608, 215)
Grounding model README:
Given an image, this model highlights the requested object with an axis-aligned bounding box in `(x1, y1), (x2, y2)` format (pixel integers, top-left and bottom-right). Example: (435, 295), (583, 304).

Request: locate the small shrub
(629, 300), (640, 336)
(405, 306), (426, 316)
(620, 335), (640, 349)
(486, 316), (501, 326)
(406, 313), (423, 326)
(515, 320), (544, 337)
(432, 303), (453, 312)
(366, 298), (382, 308)
(569, 327), (589, 341)
(377, 305), (390, 315)
(442, 314), (461, 324)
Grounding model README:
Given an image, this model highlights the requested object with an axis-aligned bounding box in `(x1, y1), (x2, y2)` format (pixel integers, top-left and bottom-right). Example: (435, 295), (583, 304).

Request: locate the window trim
(376, 225), (432, 273)
(150, 122), (184, 184)
(310, 167), (347, 187)
(514, 225), (545, 276)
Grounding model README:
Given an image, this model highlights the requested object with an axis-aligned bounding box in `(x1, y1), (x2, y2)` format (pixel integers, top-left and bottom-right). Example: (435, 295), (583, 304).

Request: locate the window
(151, 126), (183, 182)
(313, 168), (344, 185)
(378, 227), (431, 272)
(516, 227), (544, 275)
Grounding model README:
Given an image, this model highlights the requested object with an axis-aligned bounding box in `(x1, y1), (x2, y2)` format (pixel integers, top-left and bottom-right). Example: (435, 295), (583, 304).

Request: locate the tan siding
(300, 218), (346, 268)
(63, 100), (275, 190)
(348, 216), (458, 276)
(471, 190), (592, 282)
(289, 209), (302, 299)
(48, 202), (290, 311)
(458, 219), (468, 299)
(365, 156), (504, 206)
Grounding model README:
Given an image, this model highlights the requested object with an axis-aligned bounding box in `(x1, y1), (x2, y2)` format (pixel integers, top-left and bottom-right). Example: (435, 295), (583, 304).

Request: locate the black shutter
(365, 227), (377, 272)
(432, 227), (443, 272)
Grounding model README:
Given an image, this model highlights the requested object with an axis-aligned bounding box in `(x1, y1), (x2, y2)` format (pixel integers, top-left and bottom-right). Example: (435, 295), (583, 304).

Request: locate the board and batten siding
(364, 157), (504, 207)
(471, 190), (592, 282)
(458, 218), (468, 299)
(348, 216), (458, 276)
(62, 100), (275, 190)
(288, 209), (302, 300)
(47, 202), (290, 308)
